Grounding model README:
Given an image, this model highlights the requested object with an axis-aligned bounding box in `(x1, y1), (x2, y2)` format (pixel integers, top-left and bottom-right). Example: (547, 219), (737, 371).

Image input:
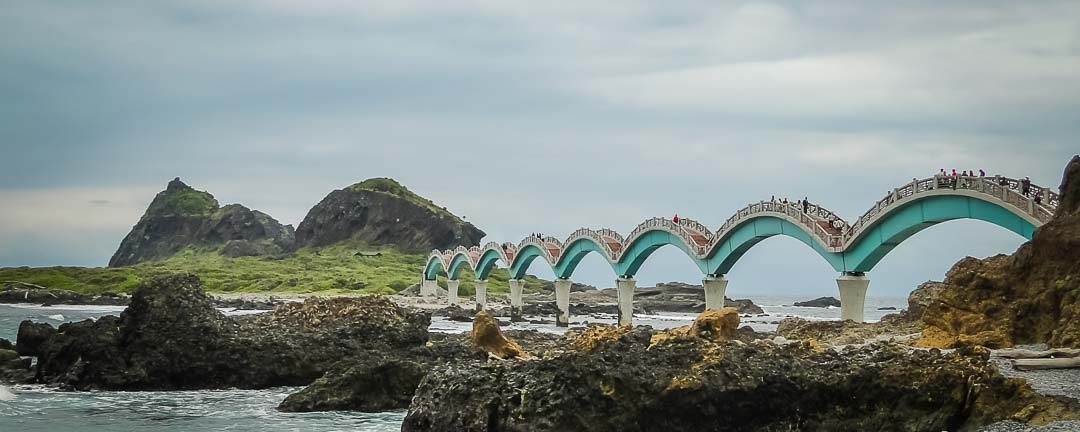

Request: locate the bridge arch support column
(703, 275), (728, 310)
(555, 279), (572, 327)
(447, 280), (460, 305)
(837, 273), (870, 323)
(616, 277), (636, 326)
(474, 279), (488, 312)
(420, 278), (439, 298)
(509, 279), (525, 321)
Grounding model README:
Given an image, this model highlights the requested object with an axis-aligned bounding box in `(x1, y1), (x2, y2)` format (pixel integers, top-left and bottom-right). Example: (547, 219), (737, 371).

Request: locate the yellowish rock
(471, 311), (525, 359)
(689, 307), (741, 341)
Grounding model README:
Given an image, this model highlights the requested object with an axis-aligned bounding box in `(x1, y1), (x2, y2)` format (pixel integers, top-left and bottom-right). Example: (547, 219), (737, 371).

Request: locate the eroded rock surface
(403, 327), (1080, 432)
(777, 314), (922, 346)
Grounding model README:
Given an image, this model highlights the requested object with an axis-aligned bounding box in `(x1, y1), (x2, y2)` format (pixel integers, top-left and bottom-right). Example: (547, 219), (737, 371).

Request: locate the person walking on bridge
(673, 214), (680, 224)
(801, 198), (809, 214)
(1022, 177), (1032, 196)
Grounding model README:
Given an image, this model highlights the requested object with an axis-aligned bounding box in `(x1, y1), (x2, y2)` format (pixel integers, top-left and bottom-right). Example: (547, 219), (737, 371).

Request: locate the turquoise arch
(446, 253), (472, 280)
(429, 193), (1039, 280)
(839, 194), (1036, 272)
(701, 216), (846, 275)
(474, 249), (503, 280)
(423, 255), (445, 280)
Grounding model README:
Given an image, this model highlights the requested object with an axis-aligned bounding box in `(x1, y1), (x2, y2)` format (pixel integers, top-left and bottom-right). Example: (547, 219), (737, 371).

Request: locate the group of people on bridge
(936, 169), (1042, 203)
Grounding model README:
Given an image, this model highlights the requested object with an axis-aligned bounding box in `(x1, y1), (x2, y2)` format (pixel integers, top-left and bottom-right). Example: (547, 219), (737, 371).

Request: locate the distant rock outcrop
(919, 156), (1080, 348)
(109, 178), (295, 266)
(293, 178), (484, 252)
(794, 296), (841, 308)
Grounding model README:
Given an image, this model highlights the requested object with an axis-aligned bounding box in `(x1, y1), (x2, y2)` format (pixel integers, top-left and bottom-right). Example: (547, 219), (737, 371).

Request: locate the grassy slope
(0, 244), (544, 297)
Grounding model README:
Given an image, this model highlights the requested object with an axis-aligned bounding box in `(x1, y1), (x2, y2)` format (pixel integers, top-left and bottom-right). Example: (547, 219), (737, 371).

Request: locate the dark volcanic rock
(403, 328), (1080, 431)
(919, 156), (1080, 348)
(278, 351), (428, 413)
(618, 282), (765, 314)
(794, 296), (841, 308)
(33, 274), (429, 391)
(278, 328), (561, 413)
(538, 280), (595, 293)
(0, 351), (34, 384)
(433, 304), (475, 322)
(293, 178), (484, 252)
(109, 178), (294, 266)
(0, 338), (12, 351)
(0, 281), (131, 306)
(16, 320), (56, 356)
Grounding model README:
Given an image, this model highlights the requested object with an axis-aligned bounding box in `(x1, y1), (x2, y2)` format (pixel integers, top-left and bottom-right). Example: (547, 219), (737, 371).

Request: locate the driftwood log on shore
(1011, 358), (1080, 371)
(995, 348), (1080, 359)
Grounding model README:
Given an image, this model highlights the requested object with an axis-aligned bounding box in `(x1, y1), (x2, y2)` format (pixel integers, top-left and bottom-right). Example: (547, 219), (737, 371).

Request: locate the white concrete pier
(616, 277), (636, 326)
(837, 273), (870, 322)
(474, 279), (488, 311)
(555, 278), (572, 327)
(509, 279), (525, 320)
(703, 275), (728, 310)
(447, 280), (460, 305)
(420, 279), (438, 298)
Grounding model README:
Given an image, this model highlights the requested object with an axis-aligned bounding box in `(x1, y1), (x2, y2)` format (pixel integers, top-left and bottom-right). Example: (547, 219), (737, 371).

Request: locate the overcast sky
(2, 1), (1078, 297)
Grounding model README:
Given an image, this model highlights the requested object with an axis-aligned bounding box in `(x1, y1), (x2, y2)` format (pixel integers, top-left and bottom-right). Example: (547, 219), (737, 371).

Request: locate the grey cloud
(0, 1), (1076, 295)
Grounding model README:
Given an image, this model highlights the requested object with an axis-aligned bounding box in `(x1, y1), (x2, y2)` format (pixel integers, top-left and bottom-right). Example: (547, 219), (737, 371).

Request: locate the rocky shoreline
(1, 273), (1079, 430)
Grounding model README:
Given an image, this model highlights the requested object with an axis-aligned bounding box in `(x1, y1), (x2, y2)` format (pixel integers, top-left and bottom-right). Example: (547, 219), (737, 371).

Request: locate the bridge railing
(678, 218), (713, 238)
(847, 175), (1058, 241)
(567, 228), (618, 261)
(708, 200), (844, 251)
(626, 217), (710, 256)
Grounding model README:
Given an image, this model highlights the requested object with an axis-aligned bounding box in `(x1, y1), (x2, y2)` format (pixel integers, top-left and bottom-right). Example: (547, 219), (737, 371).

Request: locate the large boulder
(277, 331), (559, 413)
(15, 320), (56, 356)
(34, 274), (430, 390)
(109, 178), (294, 266)
(277, 351), (428, 413)
(688, 307), (740, 341)
(919, 156), (1080, 348)
(293, 178), (484, 252)
(402, 329), (1080, 432)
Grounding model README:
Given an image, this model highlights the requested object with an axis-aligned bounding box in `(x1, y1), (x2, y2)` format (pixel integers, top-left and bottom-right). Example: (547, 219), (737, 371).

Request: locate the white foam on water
(0, 385), (15, 401)
(218, 308), (270, 316)
(0, 304), (127, 313)
(47, 314), (65, 321)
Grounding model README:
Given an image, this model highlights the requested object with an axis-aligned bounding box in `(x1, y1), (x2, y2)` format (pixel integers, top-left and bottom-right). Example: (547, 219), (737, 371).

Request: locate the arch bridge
(421, 174), (1059, 326)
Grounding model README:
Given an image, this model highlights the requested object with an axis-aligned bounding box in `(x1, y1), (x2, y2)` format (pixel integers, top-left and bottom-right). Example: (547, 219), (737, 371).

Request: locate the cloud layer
(2, 1), (1078, 296)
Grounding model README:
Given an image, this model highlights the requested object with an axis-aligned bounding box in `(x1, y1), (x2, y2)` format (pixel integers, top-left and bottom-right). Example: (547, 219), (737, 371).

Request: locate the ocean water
(0, 295), (907, 431)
